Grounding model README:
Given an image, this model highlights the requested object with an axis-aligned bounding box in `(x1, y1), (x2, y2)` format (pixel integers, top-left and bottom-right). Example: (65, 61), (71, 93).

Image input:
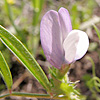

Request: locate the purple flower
(40, 7), (89, 69)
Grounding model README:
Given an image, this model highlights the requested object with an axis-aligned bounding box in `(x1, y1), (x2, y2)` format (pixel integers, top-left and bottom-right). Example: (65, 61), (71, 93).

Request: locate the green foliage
(88, 42), (98, 52)
(49, 66), (80, 100)
(4, 0), (27, 44)
(82, 74), (92, 83)
(4, 0), (20, 33)
(93, 24), (100, 40)
(82, 57), (100, 99)
(32, 0), (45, 25)
(71, 4), (80, 29)
(0, 25), (51, 92)
(0, 51), (12, 92)
(70, 0), (96, 29)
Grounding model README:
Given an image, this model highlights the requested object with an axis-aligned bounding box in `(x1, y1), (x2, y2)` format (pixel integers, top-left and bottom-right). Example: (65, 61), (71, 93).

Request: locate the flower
(40, 7), (89, 69)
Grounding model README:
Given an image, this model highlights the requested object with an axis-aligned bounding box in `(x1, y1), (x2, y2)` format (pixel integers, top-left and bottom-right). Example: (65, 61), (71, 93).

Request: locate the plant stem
(0, 92), (67, 99)
(88, 57), (96, 77)
(56, 64), (70, 80)
(86, 57), (96, 77)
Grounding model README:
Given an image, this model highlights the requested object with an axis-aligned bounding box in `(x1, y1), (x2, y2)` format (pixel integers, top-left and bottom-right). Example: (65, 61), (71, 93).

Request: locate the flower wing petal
(58, 7), (72, 41)
(74, 30), (89, 61)
(63, 30), (89, 64)
(40, 10), (64, 69)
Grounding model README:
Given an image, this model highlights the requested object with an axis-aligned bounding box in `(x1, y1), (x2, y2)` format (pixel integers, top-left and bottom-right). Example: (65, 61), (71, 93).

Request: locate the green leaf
(0, 51), (12, 91)
(93, 24), (100, 40)
(0, 25), (51, 92)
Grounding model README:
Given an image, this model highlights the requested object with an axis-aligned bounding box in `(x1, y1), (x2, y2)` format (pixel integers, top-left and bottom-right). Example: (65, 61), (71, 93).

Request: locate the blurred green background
(0, 0), (100, 100)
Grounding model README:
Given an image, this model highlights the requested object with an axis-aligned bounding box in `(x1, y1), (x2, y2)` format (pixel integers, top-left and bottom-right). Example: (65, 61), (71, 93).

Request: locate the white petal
(74, 30), (89, 61)
(63, 30), (89, 64)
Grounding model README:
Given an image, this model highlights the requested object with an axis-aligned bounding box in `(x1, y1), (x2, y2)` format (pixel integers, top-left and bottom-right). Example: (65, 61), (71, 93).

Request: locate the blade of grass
(0, 25), (51, 92)
(86, 56), (96, 77)
(0, 51), (12, 92)
(32, 0), (45, 25)
(4, 0), (27, 44)
(4, 0), (20, 34)
(93, 24), (100, 40)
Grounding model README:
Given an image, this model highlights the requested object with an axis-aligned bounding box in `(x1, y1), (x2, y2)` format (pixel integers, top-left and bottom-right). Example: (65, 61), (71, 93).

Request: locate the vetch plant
(0, 7), (89, 100)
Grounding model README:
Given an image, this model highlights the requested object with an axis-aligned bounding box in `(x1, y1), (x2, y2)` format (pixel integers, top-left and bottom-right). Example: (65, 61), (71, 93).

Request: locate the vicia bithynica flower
(40, 7), (89, 69)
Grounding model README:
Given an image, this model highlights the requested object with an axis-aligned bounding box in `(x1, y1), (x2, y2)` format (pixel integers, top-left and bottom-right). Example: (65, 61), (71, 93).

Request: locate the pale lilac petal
(58, 7), (72, 42)
(63, 30), (89, 64)
(40, 10), (64, 69)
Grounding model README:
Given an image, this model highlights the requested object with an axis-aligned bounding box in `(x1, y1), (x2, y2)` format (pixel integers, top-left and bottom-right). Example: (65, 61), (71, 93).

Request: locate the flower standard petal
(63, 30), (89, 64)
(40, 10), (64, 69)
(58, 7), (72, 42)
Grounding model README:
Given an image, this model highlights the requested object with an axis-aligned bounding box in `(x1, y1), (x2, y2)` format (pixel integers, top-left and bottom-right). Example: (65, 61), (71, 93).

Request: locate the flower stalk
(56, 64), (70, 80)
